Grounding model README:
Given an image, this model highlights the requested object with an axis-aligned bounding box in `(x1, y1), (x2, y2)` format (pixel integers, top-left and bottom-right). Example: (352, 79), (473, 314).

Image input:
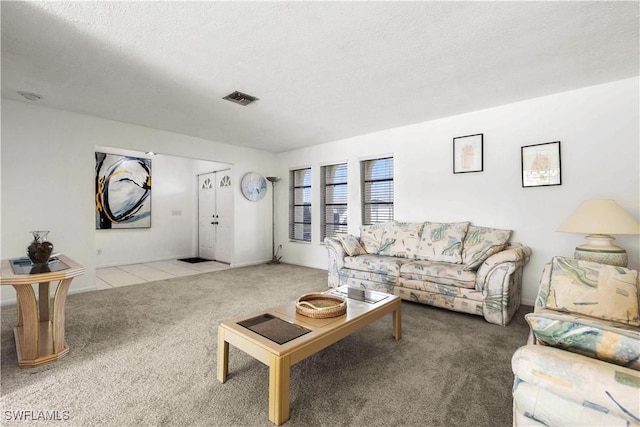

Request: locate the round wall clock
(240, 172), (268, 202)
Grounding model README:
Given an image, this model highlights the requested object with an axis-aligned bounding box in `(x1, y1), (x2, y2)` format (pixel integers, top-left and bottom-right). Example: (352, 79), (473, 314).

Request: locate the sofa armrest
(477, 243), (532, 326)
(476, 244), (531, 288)
(324, 237), (346, 288)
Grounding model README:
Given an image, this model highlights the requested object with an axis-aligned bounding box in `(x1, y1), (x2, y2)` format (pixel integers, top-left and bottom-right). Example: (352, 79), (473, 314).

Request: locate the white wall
(2, 78), (638, 307)
(274, 78), (640, 305)
(1, 101), (276, 303)
(94, 147), (231, 267)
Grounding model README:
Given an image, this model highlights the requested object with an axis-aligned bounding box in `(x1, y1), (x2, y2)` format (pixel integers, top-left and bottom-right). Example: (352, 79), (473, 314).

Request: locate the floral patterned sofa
(324, 221), (532, 326)
(512, 257), (640, 426)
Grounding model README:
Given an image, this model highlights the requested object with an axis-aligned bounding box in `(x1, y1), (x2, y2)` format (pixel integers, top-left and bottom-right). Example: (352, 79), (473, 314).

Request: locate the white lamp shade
(557, 199), (640, 235)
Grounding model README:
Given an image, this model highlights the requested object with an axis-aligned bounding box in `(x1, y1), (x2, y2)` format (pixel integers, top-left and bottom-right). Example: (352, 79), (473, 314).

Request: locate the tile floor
(96, 259), (230, 290)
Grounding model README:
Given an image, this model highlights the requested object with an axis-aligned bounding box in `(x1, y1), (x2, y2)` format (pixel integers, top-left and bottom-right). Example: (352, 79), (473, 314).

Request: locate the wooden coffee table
(217, 286), (401, 425)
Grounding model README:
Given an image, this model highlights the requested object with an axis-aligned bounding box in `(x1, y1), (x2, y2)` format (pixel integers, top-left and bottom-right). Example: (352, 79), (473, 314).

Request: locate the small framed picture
(521, 141), (561, 187)
(453, 133), (483, 173)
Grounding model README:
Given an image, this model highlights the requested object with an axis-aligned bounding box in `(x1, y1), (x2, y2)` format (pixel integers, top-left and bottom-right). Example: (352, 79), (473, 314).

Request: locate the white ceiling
(2, 1), (638, 153)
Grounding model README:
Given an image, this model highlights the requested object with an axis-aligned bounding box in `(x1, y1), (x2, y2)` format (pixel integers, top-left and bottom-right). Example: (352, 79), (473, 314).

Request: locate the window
(321, 163), (348, 239)
(289, 167), (312, 242)
(361, 157), (394, 225)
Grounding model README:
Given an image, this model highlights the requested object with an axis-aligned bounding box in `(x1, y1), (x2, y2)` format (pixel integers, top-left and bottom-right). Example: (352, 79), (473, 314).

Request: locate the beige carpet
(1, 263), (530, 426)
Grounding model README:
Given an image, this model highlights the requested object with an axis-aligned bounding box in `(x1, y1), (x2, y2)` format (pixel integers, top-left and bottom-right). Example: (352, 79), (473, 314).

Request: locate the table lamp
(557, 199), (640, 267)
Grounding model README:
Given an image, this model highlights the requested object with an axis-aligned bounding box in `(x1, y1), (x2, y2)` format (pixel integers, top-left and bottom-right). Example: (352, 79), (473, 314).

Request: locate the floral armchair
(511, 257), (640, 426)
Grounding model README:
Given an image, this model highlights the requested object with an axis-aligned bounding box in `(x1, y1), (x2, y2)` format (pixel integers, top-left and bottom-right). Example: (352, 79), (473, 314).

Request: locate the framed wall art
(453, 133), (483, 173)
(521, 141), (561, 188)
(95, 152), (152, 229)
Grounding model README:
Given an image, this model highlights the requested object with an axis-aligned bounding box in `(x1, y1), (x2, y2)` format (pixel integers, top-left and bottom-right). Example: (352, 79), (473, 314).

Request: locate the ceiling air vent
(223, 91), (259, 106)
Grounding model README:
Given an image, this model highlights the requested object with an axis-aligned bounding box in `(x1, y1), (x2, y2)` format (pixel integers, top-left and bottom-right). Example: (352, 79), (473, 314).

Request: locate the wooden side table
(0, 255), (85, 367)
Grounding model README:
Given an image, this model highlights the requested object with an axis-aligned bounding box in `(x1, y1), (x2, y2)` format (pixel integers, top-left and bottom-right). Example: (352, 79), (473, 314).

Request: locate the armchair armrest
(512, 345), (640, 425)
(476, 243), (532, 326)
(324, 237), (347, 288)
(533, 262), (552, 310)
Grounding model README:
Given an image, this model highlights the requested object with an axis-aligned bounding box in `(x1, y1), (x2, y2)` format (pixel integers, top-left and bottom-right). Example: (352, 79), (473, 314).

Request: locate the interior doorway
(198, 171), (233, 263)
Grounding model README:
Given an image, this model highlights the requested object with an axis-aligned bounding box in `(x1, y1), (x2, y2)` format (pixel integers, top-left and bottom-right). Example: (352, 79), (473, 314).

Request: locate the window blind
(361, 157), (394, 225)
(289, 168), (312, 242)
(321, 163), (348, 239)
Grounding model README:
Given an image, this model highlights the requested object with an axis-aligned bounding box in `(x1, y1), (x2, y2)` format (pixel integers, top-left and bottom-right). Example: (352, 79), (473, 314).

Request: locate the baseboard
(521, 298), (535, 307)
(230, 259), (272, 268)
(277, 259), (328, 270)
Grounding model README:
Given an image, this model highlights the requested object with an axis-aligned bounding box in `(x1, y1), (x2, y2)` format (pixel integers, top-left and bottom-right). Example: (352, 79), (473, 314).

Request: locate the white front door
(214, 172), (233, 263)
(198, 171), (234, 263)
(198, 173), (217, 260)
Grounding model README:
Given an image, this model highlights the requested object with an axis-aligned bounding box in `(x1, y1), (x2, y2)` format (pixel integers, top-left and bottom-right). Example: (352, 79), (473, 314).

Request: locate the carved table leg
(52, 278), (72, 354)
(39, 282), (50, 321)
(12, 284), (39, 361)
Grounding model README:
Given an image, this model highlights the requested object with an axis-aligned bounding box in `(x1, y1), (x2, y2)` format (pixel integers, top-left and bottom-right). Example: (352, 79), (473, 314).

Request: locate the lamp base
(267, 256), (281, 265)
(574, 234), (628, 267)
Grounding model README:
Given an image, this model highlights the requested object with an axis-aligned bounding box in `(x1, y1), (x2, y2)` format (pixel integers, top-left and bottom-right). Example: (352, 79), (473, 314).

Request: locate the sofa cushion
(400, 260), (476, 288)
(395, 284), (484, 315)
(462, 225), (512, 270)
(398, 277), (483, 300)
(359, 223), (387, 254)
(415, 222), (469, 263)
(338, 268), (398, 286)
(526, 311), (640, 370)
(344, 254), (410, 276)
(546, 257), (639, 326)
(378, 221), (424, 259)
(335, 234), (367, 256)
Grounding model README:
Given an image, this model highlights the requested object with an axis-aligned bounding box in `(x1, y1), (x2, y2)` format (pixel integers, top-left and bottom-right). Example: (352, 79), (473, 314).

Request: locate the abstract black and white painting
(95, 152), (151, 229)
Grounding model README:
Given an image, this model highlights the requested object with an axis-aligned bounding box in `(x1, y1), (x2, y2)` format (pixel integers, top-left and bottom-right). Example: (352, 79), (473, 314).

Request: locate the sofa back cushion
(546, 257), (639, 326)
(415, 222), (469, 263)
(462, 226), (512, 270)
(359, 223), (387, 254)
(378, 221), (424, 258)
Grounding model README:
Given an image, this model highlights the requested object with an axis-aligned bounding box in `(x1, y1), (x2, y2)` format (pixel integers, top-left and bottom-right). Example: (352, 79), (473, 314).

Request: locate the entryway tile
(144, 260), (202, 276)
(95, 277), (112, 290)
(118, 264), (176, 281)
(183, 261), (230, 273)
(95, 259), (233, 291)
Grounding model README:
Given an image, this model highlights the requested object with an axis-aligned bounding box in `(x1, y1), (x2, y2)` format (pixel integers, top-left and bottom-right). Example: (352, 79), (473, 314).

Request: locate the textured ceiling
(2, 1), (638, 153)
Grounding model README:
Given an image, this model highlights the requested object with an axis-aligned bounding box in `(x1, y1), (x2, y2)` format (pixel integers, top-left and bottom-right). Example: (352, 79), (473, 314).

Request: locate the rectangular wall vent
(223, 91), (259, 106)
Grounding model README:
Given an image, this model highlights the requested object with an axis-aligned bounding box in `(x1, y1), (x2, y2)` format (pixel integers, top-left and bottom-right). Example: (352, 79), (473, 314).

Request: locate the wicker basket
(296, 292), (346, 318)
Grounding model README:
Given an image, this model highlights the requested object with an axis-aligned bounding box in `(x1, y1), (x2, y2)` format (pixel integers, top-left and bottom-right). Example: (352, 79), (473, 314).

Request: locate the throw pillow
(415, 222), (470, 264)
(335, 234), (367, 257)
(546, 257), (639, 326)
(525, 311), (640, 370)
(462, 226), (512, 270)
(378, 221), (424, 258)
(359, 223), (387, 254)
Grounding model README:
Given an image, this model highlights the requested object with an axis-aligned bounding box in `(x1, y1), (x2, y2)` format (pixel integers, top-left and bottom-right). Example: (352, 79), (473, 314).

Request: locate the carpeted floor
(0, 263), (531, 426)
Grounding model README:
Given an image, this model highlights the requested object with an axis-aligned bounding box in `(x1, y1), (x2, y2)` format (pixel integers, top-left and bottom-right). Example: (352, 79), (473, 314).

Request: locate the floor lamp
(266, 176), (281, 264)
